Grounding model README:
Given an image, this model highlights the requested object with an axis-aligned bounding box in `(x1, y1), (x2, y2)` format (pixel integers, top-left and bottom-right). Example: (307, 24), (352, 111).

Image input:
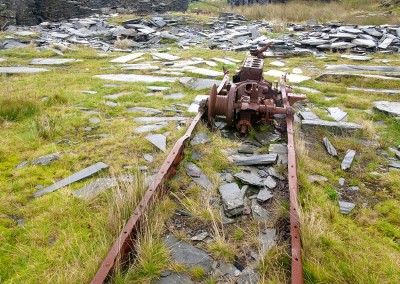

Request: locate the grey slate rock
(269, 144), (288, 166)
(236, 268), (260, 284)
(232, 154), (277, 166)
(73, 178), (117, 199)
(153, 273), (194, 284)
(190, 132), (211, 146)
(341, 150), (356, 170)
(389, 162), (400, 169)
(0, 67), (49, 74)
(144, 154), (154, 163)
(184, 162), (213, 190)
(30, 58), (78, 65)
(213, 262), (241, 278)
(308, 175), (328, 183)
(164, 92), (184, 100)
(30, 153), (60, 166)
(265, 166), (285, 180)
(339, 201), (355, 214)
(254, 131), (280, 145)
(134, 122), (168, 134)
(191, 232), (209, 241)
(258, 228), (276, 254)
(263, 176), (277, 189)
(15, 161), (29, 170)
(323, 137), (338, 157)
(146, 134), (167, 152)
(251, 199), (269, 221)
(257, 188), (273, 202)
(89, 117), (100, 124)
(164, 234), (213, 272)
(126, 107), (162, 115)
(373, 101), (400, 117)
(34, 162), (109, 197)
(219, 183), (245, 217)
(327, 107), (347, 121)
(299, 111), (319, 120)
(234, 172), (264, 187)
(351, 39), (376, 48)
(302, 119), (363, 135)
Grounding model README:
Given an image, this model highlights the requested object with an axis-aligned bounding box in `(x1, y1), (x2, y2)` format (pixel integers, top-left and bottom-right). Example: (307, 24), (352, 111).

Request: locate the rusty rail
(281, 77), (304, 284)
(91, 111), (204, 283)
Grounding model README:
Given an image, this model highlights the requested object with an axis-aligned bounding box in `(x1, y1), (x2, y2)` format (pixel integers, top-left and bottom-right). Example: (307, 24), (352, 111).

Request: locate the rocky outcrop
(0, 0), (189, 26)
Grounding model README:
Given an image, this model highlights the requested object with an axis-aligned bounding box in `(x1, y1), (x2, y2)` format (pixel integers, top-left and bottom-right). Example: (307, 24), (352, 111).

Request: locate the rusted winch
(200, 55), (306, 135)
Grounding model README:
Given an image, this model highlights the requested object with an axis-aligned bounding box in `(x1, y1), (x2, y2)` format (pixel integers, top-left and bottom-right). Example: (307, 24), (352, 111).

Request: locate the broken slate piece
(34, 162), (109, 197)
(73, 178), (117, 199)
(14, 161), (29, 170)
(146, 134), (166, 152)
(237, 269), (260, 284)
(30, 58), (78, 65)
(258, 229), (276, 254)
(257, 188), (273, 202)
(264, 176), (277, 189)
(389, 162), (400, 169)
(164, 234), (213, 272)
(373, 101), (400, 117)
(191, 232), (209, 241)
(134, 122), (168, 133)
(190, 132), (211, 146)
(110, 52), (144, 63)
(266, 167), (285, 181)
(254, 131), (280, 145)
(299, 111), (319, 120)
(251, 199), (269, 221)
(323, 137), (338, 157)
(234, 172), (264, 187)
(30, 153), (60, 166)
(0, 67), (49, 74)
(184, 162), (213, 190)
(302, 120), (363, 135)
(339, 201), (355, 214)
(327, 107), (347, 121)
(153, 273), (194, 284)
(144, 154), (153, 163)
(126, 106), (162, 115)
(341, 150), (356, 170)
(218, 183), (245, 217)
(232, 154), (277, 166)
(308, 175), (328, 183)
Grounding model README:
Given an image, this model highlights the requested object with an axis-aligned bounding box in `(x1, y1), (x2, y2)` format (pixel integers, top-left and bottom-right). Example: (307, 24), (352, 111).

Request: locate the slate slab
(110, 52), (144, 63)
(30, 58), (79, 65)
(134, 117), (188, 124)
(185, 67), (224, 78)
(301, 119), (363, 135)
(258, 228), (276, 254)
(323, 137), (338, 157)
(190, 132), (211, 146)
(126, 106), (162, 115)
(327, 107), (347, 121)
(153, 273), (194, 284)
(339, 201), (355, 214)
(232, 154), (277, 166)
(30, 153), (60, 166)
(254, 131), (280, 145)
(257, 188), (273, 202)
(152, 53), (181, 61)
(237, 269), (260, 284)
(73, 178), (117, 199)
(0, 67), (49, 74)
(299, 111), (319, 120)
(134, 122), (168, 133)
(341, 150), (356, 170)
(264, 70), (310, 83)
(219, 183), (245, 217)
(234, 172), (264, 187)
(164, 234), (213, 272)
(265, 166), (285, 180)
(34, 162), (109, 197)
(269, 144), (288, 166)
(251, 199), (269, 221)
(146, 134), (166, 152)
(122, 64), (159, 71)
(373, 101), (400, 117)
(94, 74), (192, 83)
(164, 92), (184, 99)
(184, 162), (213, 190)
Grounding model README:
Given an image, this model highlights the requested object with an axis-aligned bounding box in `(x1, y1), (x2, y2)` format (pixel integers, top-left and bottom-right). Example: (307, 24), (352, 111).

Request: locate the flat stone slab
(325, 65), (400, 73)
(341, 150), (356, 170)
(348, 87), (400, 94)
(164, 234), (213, 272)
(126, 107), (162, 115)
(302, 119), (363, 135)
(373, 101), (400, 117)
(264, 70), (310, 83)
(133, 117), (188, 124)
(237, 269), (260, 284)
(212, 57), (236, 65)
(219, 183), (245, 217)
(308, 175), (328, 183)
(188, 95), (209, 113)
(258, 228), (276, 254)
(234, 172), (264, 187)
(327, 107), (347, 121)
(73, 178), (117, 199)
(251, 199), (269, 221)
(147, 86), (170, 91)
(323, 137), (338, 157)
(110, 52), (144, 63)
(134, 122), (168, 133)
(269, 144), (288, 166)
(0, 67), (49, 74)
(164, 92), (184, 99)
(184, 162), (213, 190)
(257, 187), (274, 202)
(339, 201), (355, 214)
(146, 134), (167, 152)
(190, 132), (211, 146)
(254, 131), (280, 145)
(122, 64), (159, 71)
(152, 53), (181, 61)
(153, 272), (194, 284)
(30, 58), (79, 65)
(30, 153), (60, 166)
(232, 154), (277, 166)
(94, 74), (192, 83)
(34, 162), (109, 197)
(341, 55), (372, 61)
(185, 67), (224, 78)
(317, 72), (400, 82)
(182, 78), (221, 90)
(299, 111), (319, 120)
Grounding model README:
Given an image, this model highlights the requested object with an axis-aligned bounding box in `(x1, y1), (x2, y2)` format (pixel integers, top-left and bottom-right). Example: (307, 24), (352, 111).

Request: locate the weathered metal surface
(91, 111), (204, 284)
(281, 77), (304, 284)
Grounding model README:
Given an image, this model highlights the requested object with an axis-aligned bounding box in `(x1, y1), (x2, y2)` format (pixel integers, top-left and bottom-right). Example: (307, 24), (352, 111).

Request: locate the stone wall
(0, 0), (189, 26)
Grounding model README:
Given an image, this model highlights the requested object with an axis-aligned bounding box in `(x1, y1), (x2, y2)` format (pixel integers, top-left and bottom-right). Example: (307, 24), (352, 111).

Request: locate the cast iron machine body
(200, 51), (306, 135)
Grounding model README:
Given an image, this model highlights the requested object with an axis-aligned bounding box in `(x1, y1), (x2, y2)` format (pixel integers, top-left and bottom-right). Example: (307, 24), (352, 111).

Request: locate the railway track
(92, 49), (304, 284)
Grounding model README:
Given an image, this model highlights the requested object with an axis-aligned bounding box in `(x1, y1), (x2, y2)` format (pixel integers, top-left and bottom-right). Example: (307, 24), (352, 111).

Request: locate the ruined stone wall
(0, 0), (189, 26)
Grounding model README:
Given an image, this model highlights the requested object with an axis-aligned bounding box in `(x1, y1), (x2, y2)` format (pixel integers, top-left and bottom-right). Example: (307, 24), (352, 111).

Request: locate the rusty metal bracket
(91, 111), (204, 284)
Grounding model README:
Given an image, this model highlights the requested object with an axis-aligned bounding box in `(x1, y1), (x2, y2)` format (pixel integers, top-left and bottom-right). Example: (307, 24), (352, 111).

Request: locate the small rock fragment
(339, 201), (355, 214)
(341, 150), (356, 170)
(323, 137), (338, 157)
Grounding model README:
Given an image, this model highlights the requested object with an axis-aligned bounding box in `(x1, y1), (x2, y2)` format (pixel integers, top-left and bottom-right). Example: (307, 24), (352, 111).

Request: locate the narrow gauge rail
(91, 66), (304, 284)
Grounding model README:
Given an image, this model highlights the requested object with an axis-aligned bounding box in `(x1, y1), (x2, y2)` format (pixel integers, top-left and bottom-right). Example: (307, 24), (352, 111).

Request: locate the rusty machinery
(200, 45), (306, 135)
